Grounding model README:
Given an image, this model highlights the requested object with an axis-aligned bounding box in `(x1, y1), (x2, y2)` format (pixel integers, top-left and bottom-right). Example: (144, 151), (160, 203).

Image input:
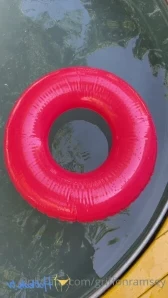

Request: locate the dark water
(0, 0), (168, 297)
(49, 108), (112, 173)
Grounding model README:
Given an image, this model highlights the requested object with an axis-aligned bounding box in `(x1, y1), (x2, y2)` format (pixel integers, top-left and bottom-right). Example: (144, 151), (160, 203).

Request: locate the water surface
(0, 0), (168, 297)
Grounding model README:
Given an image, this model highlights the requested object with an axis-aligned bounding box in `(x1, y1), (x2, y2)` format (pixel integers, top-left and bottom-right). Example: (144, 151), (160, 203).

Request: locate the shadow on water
(0, 0), (168, 297)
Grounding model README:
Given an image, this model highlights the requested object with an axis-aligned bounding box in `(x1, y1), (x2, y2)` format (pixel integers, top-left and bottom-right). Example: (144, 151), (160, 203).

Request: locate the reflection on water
(50, 108), (111, 173)
(51, 121), (108, 173)
(0, 0), (168, 297)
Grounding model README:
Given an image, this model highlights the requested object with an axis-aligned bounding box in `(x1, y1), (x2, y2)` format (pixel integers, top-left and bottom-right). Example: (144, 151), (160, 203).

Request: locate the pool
(0, 0), (168, 297)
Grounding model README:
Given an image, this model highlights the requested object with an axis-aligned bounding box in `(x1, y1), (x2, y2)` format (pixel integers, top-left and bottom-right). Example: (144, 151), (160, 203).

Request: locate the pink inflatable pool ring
(4, 67), (157, 222)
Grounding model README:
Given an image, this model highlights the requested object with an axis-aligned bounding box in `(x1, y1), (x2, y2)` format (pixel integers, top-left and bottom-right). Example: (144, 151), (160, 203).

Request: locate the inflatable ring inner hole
(48, 108), (112, 173)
